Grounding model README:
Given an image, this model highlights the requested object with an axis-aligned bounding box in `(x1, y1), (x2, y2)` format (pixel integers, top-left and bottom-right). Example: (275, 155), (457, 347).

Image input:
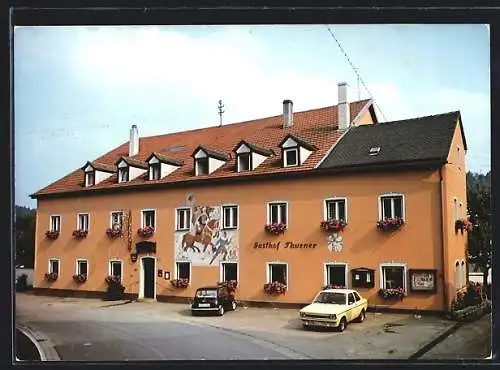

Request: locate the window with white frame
(325, 264), (347, 288)
(176, 208), (191, 231)
(142, 210), (155, 229)
(222, 205), (238, 229)
(268, 263), (287, 285)
(380, 194), (404, 219)
(283, 148), (298, 167)
(76, 259), (88, 276)
(221, 262), (238, 281)
(118, 167), (129, 182)
(176, 262), (191, 281)
(380, 264), (406, 290)
(268, 202), (287, 225)
(110, 211), (123, 230)
(325, 198), (347, 221)
(150, 163), (161, 180)
(85, 171), (95, 187)
(49, 259), (59, 274)
(109, 260), (122, 279)
(196, 157), (209, 176)
(237, 153), (251, 172)
(77, 213), (89, 231)
(50, 215), (61, 232)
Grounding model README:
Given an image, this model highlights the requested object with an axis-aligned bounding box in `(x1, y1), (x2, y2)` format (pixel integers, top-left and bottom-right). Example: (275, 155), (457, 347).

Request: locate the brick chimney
(337, 82), (350, 130)
(283, 99), (293, 128)
(129, 124), (139, 157)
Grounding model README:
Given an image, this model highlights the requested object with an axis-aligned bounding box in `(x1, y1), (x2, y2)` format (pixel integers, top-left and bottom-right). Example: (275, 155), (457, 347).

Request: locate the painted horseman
(209, 231), (232, 265)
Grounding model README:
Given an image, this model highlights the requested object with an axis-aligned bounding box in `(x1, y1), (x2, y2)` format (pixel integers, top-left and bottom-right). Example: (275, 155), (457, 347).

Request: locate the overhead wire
(324, 25), (389, 122)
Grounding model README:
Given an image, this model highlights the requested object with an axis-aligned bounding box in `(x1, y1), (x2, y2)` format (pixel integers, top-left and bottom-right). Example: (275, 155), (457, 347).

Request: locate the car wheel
(191, 311), (198, 317)
(231, 301), (237, 311)
(218, 305), (224, 316)
(357, 310), (366, 323)
(302, 323), (309, 330)
(337, 317), (347, 332)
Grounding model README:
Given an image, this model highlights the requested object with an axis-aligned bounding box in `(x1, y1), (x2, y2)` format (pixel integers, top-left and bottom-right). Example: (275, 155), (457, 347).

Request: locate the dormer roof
(146, 152), (184, 166)
(191, 146), (230, 161)
(278, 134), (318, 151)
(233, 140), (275, 157)
(115, 156), (149, 169)
(82, 161), (117, 173)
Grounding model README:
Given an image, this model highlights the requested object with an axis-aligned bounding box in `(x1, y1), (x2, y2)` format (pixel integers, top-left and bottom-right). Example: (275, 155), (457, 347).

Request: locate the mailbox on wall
(164, 271), (170, 280)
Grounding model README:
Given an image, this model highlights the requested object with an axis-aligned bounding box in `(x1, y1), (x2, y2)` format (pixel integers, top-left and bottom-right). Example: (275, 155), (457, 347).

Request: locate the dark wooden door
(143, 258), (155, 299)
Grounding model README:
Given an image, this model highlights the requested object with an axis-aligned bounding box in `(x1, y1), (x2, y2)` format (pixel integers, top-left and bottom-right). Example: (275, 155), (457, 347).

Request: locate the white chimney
(337, 82), (350, 130)
(129, 124), (139, 157)
(283, 99), (293, 128)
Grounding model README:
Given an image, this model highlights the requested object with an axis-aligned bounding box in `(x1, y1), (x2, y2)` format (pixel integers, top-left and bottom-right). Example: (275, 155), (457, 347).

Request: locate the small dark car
(191, 285), (237, 316)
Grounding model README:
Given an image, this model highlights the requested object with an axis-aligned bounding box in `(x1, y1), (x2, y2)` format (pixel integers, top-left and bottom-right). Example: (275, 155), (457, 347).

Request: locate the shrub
(105, 275), (126, 300)
(16, 274), (28, 291)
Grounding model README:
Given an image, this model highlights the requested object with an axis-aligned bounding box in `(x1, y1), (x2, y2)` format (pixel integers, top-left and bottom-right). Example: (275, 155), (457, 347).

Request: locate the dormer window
(85, 171), (95, 187)
(278, 134), (317, 168)
(238, 153), (251, 172)
(284, 148), (298, 167)
(150, 163), (161, 180)
(233, 141), (274, 172)
(119, 167), (129, 182)
(192, 146), (229, 176)
(196, 157), (209, 175)
(81, 161), (116, 187)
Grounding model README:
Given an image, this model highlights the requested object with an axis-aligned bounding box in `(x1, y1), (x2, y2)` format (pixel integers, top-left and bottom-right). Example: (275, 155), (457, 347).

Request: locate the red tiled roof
(32, 100), (373, 198)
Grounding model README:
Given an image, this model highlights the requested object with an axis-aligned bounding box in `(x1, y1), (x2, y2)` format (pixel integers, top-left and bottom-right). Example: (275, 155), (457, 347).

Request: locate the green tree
(15, 206), (36, 268)
(466, 171), (491, 287)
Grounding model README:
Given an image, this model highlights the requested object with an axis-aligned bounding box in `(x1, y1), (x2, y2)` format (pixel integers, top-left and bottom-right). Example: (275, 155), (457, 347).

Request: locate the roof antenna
(218, 100), (225, 127)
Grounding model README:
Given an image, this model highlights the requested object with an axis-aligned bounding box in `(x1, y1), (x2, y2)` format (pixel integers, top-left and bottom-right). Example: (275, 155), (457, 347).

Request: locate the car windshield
(313, 292), (346, 304)
(196, 289), (218, 298)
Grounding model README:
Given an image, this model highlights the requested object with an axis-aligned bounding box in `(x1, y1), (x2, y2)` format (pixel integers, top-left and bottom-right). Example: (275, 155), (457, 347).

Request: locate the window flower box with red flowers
(219, 280), (238, 293)
(264, 281), (287, 295)
(455, 219), (473, 233)
(376, 217), (405, 231)
(45, 230), (60, 240)
(137, 226), (155, 238)
(171, 278), (189, 289)
(264, 222), (287, 235)
(320, 219), (347, 233)
(72, 229), (88, 239)
(378, 287), (405, 301)
(106, 228), (123, 238)
(323, 284), (345, 290)
(72, 273), (87, 283)
(44, 272), (58, 281)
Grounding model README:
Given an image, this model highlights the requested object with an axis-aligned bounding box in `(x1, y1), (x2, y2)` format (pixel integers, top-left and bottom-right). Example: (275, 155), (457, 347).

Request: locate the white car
(299, 288), (368, 332)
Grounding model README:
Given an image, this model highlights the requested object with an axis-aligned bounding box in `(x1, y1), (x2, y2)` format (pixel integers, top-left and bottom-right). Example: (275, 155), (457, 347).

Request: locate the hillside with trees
(15, 206), (36, 268)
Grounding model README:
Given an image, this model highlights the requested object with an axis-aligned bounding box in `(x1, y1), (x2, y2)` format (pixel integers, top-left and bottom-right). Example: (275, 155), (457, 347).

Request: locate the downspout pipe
(439, 168), (448, 312)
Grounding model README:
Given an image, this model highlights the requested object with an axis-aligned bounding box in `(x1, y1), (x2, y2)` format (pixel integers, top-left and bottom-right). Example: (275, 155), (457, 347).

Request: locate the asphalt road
(16, 301), (306, 360)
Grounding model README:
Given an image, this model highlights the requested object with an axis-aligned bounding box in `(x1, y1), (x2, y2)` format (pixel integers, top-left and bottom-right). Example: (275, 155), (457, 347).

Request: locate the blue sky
(14, 25), (490, 208)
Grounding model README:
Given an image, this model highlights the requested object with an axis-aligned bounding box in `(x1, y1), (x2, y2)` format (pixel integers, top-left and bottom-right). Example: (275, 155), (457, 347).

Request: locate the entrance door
(142, 257), (155, 299)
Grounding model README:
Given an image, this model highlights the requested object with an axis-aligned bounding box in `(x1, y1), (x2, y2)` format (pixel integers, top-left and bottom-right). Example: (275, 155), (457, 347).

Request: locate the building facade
(31, 83), (469, 312)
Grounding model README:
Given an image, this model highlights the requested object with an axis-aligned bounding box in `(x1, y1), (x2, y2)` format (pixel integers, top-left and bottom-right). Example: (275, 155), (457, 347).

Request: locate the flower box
(137, 226), (155, 238)
(455, 219), (473, 233)
(323, 284), (345, 290)
(106, 228), (123, 238)
(218, 280), (238, 293)
(44, 272), (58, 281)
(171, 278), (189, 289)
(378, 288), (405, 300)
(72, 229), (88, 239)
(376, 217), (405, 231)
(264, 281), (287, 295)
(320, 219), (347, 232)
(264, 222), (287, 235)
(45, 230), (60, 240)
(72, 273), (87, 283)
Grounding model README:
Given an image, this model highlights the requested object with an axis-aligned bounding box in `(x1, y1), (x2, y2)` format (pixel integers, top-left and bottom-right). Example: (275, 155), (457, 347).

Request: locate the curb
(408, 321), (463, 359)
(16, 324), (61, 361)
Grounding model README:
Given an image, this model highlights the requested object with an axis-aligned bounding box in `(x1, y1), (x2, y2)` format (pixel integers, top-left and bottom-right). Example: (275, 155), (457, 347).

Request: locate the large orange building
(31, 83), (469, 312)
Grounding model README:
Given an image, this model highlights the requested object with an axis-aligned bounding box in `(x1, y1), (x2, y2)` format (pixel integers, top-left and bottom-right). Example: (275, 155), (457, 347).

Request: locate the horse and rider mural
(174, 204), (239, 266)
